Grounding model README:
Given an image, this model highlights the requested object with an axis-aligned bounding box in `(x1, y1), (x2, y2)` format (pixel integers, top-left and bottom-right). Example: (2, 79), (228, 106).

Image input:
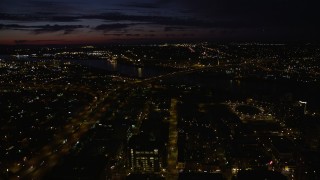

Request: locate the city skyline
(1, 0), (320, 45)
(1, 1), (320, 179)
(1, 42), (320, 179)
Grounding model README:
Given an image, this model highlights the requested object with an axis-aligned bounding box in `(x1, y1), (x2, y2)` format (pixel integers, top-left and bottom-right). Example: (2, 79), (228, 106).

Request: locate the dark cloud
(14, 40), (28, 44)
(125, 34), (140, 37)
(83, 12), (292, 29)
(2, 10), (302, 30)
(0, 24), (26, 30)
(48, 16), (80, 22)
(14, 39), (65, 44)
(164, 26), (189, 32)
(182, 33), (194, 37)
(0, 13), (80, 22)
(120, 2), (158, 9)
(120, 0), (178, 9)
(0, 24), (86, 34)
(24, 0), (77, 14)
(144, 34), (155, 37)
(0, 12), (216, 28)
(1, 0), (320, 42)
(84, 12), (215, 27)
(33, 24), (86, 34)
(95, 23), (136, 32)
(103, 33), (124, 37)
(166, 33), (194, 37)
(156, 0), (174, 5)
(177, 0), (320, 28)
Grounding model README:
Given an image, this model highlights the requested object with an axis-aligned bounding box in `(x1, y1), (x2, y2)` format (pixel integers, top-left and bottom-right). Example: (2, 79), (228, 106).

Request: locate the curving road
(2, 64), (228, 179)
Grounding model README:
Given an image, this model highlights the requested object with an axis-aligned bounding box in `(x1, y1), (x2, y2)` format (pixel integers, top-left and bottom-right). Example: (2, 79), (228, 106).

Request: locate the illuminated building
(128, 133), (164, 173)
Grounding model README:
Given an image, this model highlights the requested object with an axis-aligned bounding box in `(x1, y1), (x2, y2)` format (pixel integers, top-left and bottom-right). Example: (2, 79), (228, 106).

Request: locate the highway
(1, 83), (115, 179)
(166, 99), (179, 180)
(1, 64), (227, 179)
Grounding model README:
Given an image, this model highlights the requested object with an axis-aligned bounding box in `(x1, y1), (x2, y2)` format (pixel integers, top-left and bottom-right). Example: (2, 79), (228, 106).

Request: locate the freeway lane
(0, 84), (114, 179)
(2, 64), (230, 179)
(167, 99), (179, 180)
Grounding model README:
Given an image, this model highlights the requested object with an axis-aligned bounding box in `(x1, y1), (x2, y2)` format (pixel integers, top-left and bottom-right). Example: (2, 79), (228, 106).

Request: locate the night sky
(1, 0), (320, 45)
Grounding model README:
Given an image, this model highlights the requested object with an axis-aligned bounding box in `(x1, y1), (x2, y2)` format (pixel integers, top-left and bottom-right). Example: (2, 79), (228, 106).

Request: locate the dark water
(0, 56), (175, 78)
(166, 73), (320, 112)
(74, 59), (173, 78)
(2, 56), (320, 111)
